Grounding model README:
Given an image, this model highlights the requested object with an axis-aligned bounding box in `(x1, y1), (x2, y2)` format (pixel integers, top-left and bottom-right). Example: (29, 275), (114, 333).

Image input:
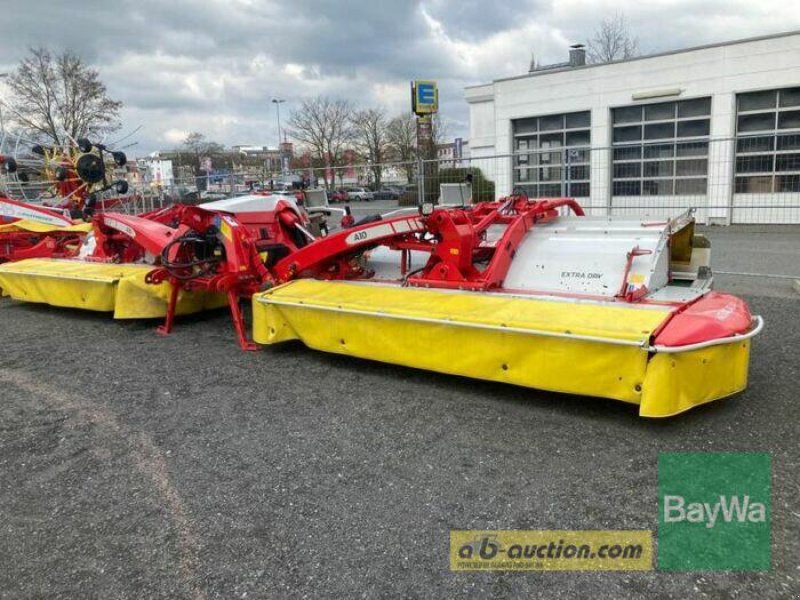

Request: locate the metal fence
(426, 140), (800, 224)
(3, 136), (800, 224)
(277, 136), (800, 224)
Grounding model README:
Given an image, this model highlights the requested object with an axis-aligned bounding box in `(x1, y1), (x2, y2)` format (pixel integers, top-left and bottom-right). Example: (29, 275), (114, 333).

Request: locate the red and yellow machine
(2, 138), (130, 213)
(0, 192), (762, 417)
(0, 192), (318, 324)
(0, 195), (89, 262)
(250, 197), (762, 417)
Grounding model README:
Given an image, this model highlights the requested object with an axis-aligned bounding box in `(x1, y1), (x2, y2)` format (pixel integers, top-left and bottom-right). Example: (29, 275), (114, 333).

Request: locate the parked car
(398, 184), (418, 207)
(347, 187), (374, 202)
(373, 186), (401, 200)
(329, 189), (348, 203)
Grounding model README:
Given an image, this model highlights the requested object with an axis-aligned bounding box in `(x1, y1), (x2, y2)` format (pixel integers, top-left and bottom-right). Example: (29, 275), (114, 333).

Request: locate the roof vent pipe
(569, 44), (586, 67)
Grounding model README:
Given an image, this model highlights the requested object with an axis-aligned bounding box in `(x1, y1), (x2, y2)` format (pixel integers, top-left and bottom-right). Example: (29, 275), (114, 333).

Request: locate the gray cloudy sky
(1, 0), (798, 155)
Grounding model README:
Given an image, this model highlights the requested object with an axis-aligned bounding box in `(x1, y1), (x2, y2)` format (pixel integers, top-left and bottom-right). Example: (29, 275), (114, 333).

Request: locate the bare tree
(287, 96), (354, 188)
(587, 13), (640, 64)
(6, 47), (122, 146)
(430, 113), (448, 150)
(351, 107), (389, 189)
(386, 112), (417, 183)
(180, 132), (225, 176)
(385, 112), (450, 183)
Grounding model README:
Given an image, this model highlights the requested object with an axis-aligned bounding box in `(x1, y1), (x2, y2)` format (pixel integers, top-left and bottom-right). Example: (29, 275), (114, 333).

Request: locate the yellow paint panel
(0, 258), (226, 318)
(640, 341), (751, 417)
(253, 280), (752, 417)
(253, 280), (670, 404)
(256, 279), (669, 343)
(0, 220), (91, 234)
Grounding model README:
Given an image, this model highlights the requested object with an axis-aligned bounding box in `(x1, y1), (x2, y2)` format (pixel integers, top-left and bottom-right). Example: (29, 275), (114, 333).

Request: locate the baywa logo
(658, 452), (771, 571)
(663, 494), (767, 528)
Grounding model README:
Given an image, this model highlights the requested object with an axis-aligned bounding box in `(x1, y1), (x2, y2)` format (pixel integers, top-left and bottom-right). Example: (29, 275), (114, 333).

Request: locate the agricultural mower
(0, 191), (329, 329)
(0, 191), (762, 417)
(0, 195), (89, 263)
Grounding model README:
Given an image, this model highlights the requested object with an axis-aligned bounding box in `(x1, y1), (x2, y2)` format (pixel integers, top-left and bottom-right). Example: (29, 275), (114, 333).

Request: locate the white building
(466, 31), (800, 223)
(436, 138), (470, 168)
(136, 156), (174, 188)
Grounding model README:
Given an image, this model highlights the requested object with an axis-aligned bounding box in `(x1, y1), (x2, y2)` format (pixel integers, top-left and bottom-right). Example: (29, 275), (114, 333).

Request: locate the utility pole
(272, 98), (285, 176)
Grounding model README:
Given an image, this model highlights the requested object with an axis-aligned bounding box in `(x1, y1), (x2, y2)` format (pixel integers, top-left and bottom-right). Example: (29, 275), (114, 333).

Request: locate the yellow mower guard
(0, 258), (226, 318)
(252, 280), (752, 418)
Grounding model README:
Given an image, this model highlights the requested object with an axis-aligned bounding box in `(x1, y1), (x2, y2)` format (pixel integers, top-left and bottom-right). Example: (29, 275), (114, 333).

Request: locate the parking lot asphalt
(0, 225), (798, 599)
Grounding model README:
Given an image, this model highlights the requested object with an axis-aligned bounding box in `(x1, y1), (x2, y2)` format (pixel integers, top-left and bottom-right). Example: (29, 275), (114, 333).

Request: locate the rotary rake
(1, 136), (130, 214)
(0, 137), (132, 263)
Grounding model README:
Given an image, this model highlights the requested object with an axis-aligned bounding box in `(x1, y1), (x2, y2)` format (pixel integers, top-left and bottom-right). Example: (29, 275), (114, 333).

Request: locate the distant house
(136, 156), (174, 188)
(436, 139), (470, 168)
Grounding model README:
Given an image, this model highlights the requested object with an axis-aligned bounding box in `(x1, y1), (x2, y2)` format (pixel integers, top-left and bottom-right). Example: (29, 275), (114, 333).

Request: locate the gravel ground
(0, 227), (798, 599)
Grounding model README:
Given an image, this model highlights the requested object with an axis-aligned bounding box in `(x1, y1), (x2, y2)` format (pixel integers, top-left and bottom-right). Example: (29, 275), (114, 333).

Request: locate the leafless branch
(287, 96), (355, 188)
(6, 48), (122, 146)
(586, 13), (640, 64)
(351, 107), (389, 187)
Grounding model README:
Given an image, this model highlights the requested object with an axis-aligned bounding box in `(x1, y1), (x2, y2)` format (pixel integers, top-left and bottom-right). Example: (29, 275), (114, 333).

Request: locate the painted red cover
(655, 291), (753, 347)
(99, 213), (182, 256)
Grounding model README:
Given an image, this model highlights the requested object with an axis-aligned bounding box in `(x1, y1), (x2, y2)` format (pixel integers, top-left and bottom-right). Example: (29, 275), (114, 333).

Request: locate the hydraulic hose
(159, 232), (222, 281)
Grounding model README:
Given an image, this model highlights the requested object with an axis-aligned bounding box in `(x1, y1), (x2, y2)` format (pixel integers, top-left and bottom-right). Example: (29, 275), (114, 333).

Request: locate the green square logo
(658, 452), (771, 571)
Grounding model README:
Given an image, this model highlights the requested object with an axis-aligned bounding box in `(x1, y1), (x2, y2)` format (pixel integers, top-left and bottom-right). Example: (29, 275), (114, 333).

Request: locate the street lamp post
(272, 98), (285, 175)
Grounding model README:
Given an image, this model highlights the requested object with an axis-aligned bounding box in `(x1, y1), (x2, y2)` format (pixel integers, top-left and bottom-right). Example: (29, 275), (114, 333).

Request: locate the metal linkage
(405, 196), (585, 291)
(144, 205), (280, 351)
(270, 194), (585, 293)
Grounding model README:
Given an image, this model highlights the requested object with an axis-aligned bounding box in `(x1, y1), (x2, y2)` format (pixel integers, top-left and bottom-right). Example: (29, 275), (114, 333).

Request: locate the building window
(735, 87), (800, 193)
(611, 97), (711, 196)
(512, 111), (591, 197)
